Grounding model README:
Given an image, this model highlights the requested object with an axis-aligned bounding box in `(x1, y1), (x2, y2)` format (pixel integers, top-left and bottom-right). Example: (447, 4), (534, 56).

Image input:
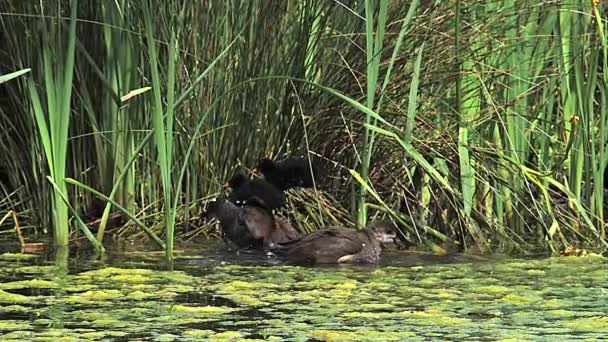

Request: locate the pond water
(0, 240), (606, 341)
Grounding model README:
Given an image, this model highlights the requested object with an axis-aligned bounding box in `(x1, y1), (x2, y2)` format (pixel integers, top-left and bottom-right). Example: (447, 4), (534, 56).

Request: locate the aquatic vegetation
(0, 279), (58, 290)
(0, 304), (31, 314)
(64, 289), (124, 304)
(90, 318), (130, 328)
(208, 331), (243, 341)
(472, 285), (511, 294)
(0, 250), (606, 340)
(126, 290), (154, 300)
(308, 329), (359, 341)
(0, 320), (31, 330)
(501, 293), (541, 305)
(0, 289), (35, 303)
(0, 253), (39, 261)
(167, 304), (236, 316)
(564, 316), (608, 331)
(183, 329), (216, 338)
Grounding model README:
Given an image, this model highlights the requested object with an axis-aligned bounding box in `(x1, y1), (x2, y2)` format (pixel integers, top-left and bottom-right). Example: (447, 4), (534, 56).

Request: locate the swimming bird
(238, 196), (300, 249)
(205, 197), (299, 251)
(270, 220), (398, 264)
(204, 199), (257, 250)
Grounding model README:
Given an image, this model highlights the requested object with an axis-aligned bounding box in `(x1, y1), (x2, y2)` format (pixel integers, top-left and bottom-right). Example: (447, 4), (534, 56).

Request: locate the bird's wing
(268, 220), (299, 245)
(276, 228), (363, 263)
(275, 227), (349, 246)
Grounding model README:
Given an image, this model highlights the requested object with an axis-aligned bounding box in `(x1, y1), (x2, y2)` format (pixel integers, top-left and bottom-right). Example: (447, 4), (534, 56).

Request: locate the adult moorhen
(271, 220), (398, 264)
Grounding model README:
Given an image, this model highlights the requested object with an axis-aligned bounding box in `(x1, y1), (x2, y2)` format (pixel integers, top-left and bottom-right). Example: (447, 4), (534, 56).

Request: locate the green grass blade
(375, 0), (419, 115)
(143, 1), (168, 179)
(46, 176), (104, 252)
(41, 42), (57, 156)
(358, 0), (389, 225)
(404, 42), (424, 144)
(27, 79), (54, 177)
(166, 32), (177, 177)
(458, 59), (480, 218)
(65, 177), (165, 249)
(57, 0), (78, 167)
(0, 68), (31, 84)
(120, 86), (152, 103)
(143, 0), (171, 259)
(164, 31), (178, 261)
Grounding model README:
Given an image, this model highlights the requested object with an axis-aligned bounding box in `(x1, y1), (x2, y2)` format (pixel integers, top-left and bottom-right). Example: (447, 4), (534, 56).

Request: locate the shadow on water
(1, 237), (607, 341)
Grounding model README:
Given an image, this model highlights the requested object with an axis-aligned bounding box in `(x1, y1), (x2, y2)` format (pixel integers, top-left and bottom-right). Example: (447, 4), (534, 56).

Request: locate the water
(0, 240), (606, 341)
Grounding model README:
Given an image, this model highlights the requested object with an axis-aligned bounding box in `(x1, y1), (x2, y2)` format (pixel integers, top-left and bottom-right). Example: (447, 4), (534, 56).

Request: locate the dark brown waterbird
(238, 196), (299, 249)
(205, 199), (257, 250)
(271, 220), (398, 264)
(205, 197), (298, 251)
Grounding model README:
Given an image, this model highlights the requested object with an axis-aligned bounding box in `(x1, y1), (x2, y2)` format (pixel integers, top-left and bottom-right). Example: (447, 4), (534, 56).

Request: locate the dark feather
(206, 198), (299, 251)
(204, 200), (258, 249)
(271, 221), (397, 264)
(226, 173), (285, 210)
(256, 157), (319, 190)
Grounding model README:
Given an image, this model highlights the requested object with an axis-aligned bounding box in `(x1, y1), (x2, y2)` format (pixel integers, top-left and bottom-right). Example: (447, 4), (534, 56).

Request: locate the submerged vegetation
(0, 0), (608, 256)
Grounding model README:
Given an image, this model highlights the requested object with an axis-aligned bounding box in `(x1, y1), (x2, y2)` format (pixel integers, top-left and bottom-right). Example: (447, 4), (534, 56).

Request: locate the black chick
(271, 220), (398, 264)
(255, 157), (318, 191)
(225, 173), (285, 210)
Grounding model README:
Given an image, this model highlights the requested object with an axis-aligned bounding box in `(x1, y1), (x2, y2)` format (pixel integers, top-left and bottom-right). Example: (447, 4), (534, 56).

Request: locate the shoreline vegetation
(1, 1), (608, 258)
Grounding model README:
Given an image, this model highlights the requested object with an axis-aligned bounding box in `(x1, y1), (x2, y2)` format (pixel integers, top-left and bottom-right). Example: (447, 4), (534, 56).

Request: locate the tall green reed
(358, 0), (419, 226)
(142, 1), (178, 260)
(357, 0), (388, 226)
(2, 0), (607, 255)
(26, 1), (81, 247)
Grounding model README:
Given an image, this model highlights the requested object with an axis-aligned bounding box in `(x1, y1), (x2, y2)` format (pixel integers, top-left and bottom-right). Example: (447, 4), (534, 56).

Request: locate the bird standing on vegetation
(225, 172), (285, 210)
(255, 157), (318, 191)
(270, 220), (398, 264)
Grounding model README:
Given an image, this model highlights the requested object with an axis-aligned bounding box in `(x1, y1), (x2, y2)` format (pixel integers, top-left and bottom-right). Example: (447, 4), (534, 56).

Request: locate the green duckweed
(0, 245), (605, 340)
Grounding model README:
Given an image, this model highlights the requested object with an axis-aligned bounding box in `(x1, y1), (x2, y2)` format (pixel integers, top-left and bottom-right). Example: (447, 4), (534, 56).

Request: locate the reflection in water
(0, 240), (606, 340)
(49, 246), (69, 329)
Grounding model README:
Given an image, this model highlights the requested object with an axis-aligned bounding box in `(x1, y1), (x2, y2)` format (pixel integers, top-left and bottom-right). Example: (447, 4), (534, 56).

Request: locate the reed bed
(0, 0), (607, 256)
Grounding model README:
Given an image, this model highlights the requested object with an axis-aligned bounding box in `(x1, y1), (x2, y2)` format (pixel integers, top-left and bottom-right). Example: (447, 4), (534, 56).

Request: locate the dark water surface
(0, 240), (606, 341)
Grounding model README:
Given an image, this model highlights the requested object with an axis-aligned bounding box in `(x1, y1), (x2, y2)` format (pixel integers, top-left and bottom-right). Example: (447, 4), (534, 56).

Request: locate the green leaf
(65, 177), (165, 249)
(0, 68), (31, 84)
(46, 176), (104, 253)
(120, 86), (152, 103)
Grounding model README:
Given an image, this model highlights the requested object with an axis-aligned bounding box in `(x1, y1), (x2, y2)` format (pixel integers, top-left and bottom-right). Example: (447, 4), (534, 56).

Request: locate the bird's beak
(223, 181), (230, 189)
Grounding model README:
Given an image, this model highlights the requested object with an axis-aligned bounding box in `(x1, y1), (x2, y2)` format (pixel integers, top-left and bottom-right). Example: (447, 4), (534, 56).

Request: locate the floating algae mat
(0, 244), (607, 341)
